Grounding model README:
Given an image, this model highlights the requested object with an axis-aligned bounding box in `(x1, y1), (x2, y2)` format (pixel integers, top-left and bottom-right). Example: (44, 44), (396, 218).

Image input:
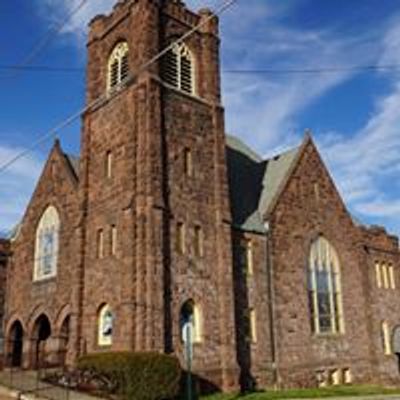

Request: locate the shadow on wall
(231, 230), (257, 393)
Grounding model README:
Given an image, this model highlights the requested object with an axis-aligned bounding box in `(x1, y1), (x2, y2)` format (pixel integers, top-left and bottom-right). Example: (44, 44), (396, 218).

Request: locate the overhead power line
(0, 0), (239, 176)
(2, 63), (400, 75)
(223, 65), (400, 74)
(0, 65), (83, 73)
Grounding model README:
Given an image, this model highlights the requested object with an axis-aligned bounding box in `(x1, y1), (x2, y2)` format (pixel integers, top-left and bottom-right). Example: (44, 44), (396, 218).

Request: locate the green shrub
(77, 351), (182, 400)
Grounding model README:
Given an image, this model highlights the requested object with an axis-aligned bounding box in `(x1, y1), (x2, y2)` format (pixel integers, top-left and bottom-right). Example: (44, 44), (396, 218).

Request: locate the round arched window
(107, 42), (129, 91)
(180, 300), (202, 344)
(307, 236), (344, 334)
(34, 206), (60, 281)
(98, 304), (113, 346)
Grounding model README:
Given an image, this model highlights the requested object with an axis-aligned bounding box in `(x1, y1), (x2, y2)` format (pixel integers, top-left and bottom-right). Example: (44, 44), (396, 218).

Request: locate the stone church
(1, 0), (400, 393)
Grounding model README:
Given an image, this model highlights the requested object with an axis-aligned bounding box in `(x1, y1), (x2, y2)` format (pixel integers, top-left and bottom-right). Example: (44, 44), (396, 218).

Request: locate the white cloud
(315, 20), (400, 232)
(31, 0), (400, 233)
(0, 145), (43, 234)
(38, 0), (115, 39)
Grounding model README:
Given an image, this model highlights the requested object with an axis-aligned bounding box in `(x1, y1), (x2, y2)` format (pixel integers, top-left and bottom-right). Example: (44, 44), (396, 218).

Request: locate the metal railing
(1, 341), (72, 400)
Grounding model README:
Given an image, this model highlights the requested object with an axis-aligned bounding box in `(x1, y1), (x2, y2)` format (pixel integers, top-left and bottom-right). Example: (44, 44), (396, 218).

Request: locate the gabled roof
(226, 135), (301, 234)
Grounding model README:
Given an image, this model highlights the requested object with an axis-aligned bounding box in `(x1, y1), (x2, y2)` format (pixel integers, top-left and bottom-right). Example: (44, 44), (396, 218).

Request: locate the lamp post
(183, 321), (193, 400)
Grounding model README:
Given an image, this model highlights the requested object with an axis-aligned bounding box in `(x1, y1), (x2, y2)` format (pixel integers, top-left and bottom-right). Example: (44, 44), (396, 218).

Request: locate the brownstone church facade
(2, 0), (400, 392)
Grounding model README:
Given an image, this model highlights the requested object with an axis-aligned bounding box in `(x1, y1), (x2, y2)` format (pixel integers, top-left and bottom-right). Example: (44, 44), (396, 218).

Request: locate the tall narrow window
(382, 321), (392, 355)
(184, 148), (193, 177)
(180, 300), (202, 344)
(98, 304), (113, 346)
(343, 368), (352, 384)
(34, 206), (60, 281)
(249, 308), (257, 343)
(239, 239), (254, 276)
(375, 261), (382, 288)
(97, 229), (104, 259)
(111, 225), (117, 256)
(382, 263), (389, 289)
(162, 43), (195, 95)
(194, 225), (203, 257)
(307, 237), (344, 334)
(389, 265), (396, 289)
(107, 42), (129, 91)
(176, 222), (185, 255)
(105, 151), (113, 179)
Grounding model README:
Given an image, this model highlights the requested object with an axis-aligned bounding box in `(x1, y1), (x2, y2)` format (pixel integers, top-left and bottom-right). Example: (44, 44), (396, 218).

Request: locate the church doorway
(392, 326), (400, 373)
(32, 314), (51, 369)
(9, 321), (24, 368)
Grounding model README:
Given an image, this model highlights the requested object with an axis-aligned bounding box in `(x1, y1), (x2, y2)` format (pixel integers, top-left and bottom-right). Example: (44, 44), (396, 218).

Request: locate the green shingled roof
(226, 135), (300, 234)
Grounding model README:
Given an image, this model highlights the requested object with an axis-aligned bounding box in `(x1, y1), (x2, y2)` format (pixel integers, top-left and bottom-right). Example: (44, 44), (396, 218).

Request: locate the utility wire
(6, 0), (89, 79)
(2, 63), (400, 75)
(0, 0), (239, 176)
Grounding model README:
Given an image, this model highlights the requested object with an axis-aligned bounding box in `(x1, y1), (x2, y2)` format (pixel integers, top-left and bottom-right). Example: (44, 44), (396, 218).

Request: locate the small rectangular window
(382, 264), (389, 289)
(239, 239), (254, 276)
(176, 222), (185, 255)
(382, 321), (392, 355)
(105, 151), (113, 179)
(97, 229), (104, 259)
(343, 368), (352, 384)
(194, 225), (203, 257)
(184, 148), (193, 177)
(389, 265), (396, 289)
(331, 369), (340, 386)
(111, 225), (117, 256)
(250, 308), (257, 343)
(375, 262), (382, 288)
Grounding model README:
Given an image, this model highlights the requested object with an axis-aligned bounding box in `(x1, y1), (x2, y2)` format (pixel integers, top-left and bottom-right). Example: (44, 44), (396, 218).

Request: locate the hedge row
(77, 351), (182, 400)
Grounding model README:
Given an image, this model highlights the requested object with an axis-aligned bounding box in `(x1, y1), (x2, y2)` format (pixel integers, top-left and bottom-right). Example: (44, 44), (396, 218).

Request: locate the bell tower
(79, 0), (238, 390)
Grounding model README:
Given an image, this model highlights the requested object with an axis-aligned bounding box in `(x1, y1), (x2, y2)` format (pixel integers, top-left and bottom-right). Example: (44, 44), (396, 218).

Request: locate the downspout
(265, 220), (279, 388)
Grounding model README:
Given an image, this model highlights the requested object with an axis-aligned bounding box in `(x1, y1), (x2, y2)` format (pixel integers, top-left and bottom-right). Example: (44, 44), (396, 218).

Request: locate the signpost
(183, 321), (193, 400)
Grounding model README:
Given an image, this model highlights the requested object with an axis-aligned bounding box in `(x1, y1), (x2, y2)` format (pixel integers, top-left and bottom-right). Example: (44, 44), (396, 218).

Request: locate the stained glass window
(34, 206), (60, 281)
(98, 304), (113, 346)
(307, 237), (344, 334)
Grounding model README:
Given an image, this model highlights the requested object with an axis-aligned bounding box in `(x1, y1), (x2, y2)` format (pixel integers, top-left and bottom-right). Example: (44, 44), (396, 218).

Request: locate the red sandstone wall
(4, 143), (81, 368)
(268, 140), (374, 387)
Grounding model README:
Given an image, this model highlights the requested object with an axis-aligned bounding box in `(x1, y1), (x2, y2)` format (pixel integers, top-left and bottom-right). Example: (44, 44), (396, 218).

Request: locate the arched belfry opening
(8, 321), (24, 368)
(32, 314), (51, 369)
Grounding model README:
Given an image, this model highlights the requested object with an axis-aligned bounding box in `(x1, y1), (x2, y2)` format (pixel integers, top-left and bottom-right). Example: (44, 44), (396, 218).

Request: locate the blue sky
(1, 0), (400, 236)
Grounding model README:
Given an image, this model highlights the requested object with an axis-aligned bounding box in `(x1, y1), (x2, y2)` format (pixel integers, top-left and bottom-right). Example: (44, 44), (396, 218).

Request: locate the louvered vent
(120, 54), (129, 82)
(107, 42), (129, 92)
(162, 49), (179, 88)
(180, 55), (192, 94)
(110, 61), (119, 89)
(161, 43), (195, 95)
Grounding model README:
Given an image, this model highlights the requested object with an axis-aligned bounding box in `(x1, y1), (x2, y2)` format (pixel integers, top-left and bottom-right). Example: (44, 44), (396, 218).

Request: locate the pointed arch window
(162, 43), (195, 95)
(107, 42), (129, 91)
(307, 237), (344, 334)
(34, 206), (60, 281)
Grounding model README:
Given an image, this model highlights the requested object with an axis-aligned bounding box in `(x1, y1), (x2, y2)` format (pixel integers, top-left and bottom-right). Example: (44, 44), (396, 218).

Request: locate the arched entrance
(58, 315), (70, 366)
(393, 326), (400, 372)
(8, 321), (24, 367)
(32, 314), (51, 369)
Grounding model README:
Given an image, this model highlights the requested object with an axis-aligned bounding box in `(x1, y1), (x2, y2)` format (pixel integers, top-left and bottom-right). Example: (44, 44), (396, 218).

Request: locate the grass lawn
(201, 385), (400, 399)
